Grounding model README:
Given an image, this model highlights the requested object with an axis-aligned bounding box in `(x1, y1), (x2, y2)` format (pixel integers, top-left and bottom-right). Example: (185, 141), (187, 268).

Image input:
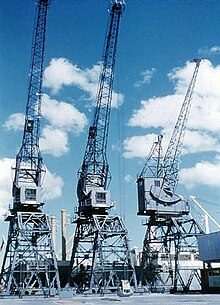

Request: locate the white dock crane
(0, 0), (60, 297)
(67, 1), (137, 294)
(137, 59), (205, 293)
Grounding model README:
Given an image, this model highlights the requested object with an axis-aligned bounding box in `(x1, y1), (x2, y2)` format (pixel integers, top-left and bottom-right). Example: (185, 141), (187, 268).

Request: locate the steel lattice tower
(0, 0), (61, 297)
(140, 214), (204, 292)
(67, 1), (137, 293)
(137, 59), (205, 293)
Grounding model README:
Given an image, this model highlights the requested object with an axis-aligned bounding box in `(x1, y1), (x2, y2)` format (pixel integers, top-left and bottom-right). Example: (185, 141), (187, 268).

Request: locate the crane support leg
(0, 212), (61, 296)
(139, 214), (204, 293)
(67, 215), (137, 293)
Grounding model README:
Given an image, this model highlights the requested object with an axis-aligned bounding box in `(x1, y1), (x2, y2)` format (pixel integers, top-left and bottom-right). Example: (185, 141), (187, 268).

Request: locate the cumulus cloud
(134, 68), (156, 88)
(123, 128), (220, 161)
(169, 60), (220, 98)
(40, 126), (69, 157)
(125, 60), (220, 160)
(3, 113), (25, 131)
(43, 57), (124, 108)
(0, 158), (64, 219)
(129, 60), (220, 131)
(183, 130), (220, 154)
(4, 56), (123, 157)
(179, 159), (220, 189)
(40, 95), (87, 156)
(42, 94), (87, 134)
(128, 94), (182, 129)
(3, 94), (88, 157)
(123, 134), (160, 159)
(43, 169), (64, 201)
(43, 57), (99, 95)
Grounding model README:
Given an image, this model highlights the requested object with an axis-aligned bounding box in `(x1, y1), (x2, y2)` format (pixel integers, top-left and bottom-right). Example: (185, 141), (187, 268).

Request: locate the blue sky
(1, 0), (220, 258)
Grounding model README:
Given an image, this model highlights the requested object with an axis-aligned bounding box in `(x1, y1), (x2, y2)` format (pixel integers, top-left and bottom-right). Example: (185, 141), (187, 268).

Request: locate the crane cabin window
(139, 179), (144, 186)
(25, 188), (37, 201)
(154, 180), (160, 187)
(96, 192), (106, 203)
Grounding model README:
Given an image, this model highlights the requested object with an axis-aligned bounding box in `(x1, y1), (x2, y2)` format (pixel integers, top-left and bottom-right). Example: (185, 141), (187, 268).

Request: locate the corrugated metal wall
(198, 231), (220, 262)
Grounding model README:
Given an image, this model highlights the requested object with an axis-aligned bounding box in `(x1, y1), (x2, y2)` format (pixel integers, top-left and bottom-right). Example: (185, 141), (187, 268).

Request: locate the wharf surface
(0, 293), (220, 305)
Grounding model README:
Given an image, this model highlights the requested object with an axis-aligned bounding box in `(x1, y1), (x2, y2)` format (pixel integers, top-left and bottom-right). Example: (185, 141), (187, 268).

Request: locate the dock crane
(68, 1), (137, 293)
(137, 59), (204, 292)
(0, 0), (60, 297)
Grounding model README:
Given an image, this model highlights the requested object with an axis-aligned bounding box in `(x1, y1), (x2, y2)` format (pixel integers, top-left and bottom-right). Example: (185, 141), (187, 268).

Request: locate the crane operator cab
(78, 183), (112, 215)
(13, 183), (43, 211)
(86, 186), (111, 208)
(20, 184), (42, 206)
(137, 177), (189, 217)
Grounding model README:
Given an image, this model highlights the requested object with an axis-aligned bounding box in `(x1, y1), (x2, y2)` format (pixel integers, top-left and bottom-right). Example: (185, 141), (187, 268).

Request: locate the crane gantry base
(139, 214), (204, 293)
(68, 214), (137, 293)
(0, 212), (60, 297)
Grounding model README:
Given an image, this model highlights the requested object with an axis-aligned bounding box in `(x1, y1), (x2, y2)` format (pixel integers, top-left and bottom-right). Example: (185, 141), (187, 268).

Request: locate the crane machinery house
(137, 176), (189, 216)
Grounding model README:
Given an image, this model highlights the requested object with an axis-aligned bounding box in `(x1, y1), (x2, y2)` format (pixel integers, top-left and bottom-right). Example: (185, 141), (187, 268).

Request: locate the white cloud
(198, 45), (220, 55)
(3, 113), (25, 131)
(124, 174), (133, 183)
(43, 169), (64, 201)
(43, 57), (99, 96)
(123, 134), (159, 159)
(128, 94), (182, 129)
(0, 158), (13, 218)
(0, 158), (64, 219)
(134, 68), (156, 88)
(43, 57), (124, 108)
(183, 130), (220, 154)
(126, 60), (220, 158)
(169, 60), (220, 98)
(129, 60), (220, 130)
(40, 126), (69, 157)
(42, 94), (87, 134)
(123, 131), (174, 162)
(210, 46), (220, 54)
(123, 129), (220, 161)
(40, 95), (88, 156)
(44, 58), (82, 93)
(180, 159), (220, 189)
(3, 94), (88, 158)
(111, 92), (124, 108)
